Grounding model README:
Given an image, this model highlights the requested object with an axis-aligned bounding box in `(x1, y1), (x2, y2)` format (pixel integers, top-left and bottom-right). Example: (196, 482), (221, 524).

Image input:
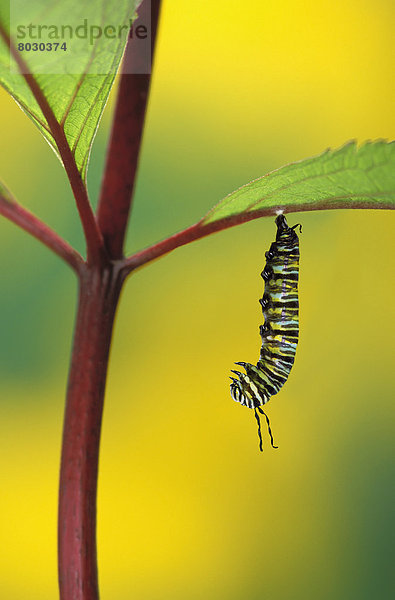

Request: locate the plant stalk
(97, 0), (162, 258)
(0, 190), (83, 272)
(0, 23), (105, 266)
(121, 200), (395, 274)
(58, 263), (125, 600)
(57, 4), (162, 597)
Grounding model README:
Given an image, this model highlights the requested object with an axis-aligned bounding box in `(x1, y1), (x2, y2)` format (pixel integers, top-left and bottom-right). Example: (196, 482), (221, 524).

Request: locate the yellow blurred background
(0, 0), (394, 598)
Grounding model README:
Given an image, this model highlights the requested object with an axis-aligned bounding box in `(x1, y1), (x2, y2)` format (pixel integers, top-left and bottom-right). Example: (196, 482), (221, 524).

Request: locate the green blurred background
(0, 0), (394, 598)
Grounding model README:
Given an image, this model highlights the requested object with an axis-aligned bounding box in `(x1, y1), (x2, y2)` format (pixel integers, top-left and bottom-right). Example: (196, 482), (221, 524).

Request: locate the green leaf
(0, 0), (141, 179)
(201, 141), (395, 225)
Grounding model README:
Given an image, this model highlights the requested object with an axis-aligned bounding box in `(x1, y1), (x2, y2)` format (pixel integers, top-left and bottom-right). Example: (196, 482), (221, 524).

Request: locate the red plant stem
(57, 4), (163, 599)
(0, 192), (83, 272)
(58, 262), (125, 600)
(0, 24), (105, 265)
(121, 199), (395, 273)
(97, 0), (162, 258)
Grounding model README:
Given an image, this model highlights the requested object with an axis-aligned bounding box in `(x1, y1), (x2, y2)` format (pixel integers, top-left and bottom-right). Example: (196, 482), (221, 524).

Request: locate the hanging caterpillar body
(230, 214), (301, 451)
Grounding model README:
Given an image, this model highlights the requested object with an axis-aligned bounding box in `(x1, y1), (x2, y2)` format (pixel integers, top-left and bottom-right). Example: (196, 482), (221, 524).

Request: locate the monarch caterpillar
(230, 214), (301, 451)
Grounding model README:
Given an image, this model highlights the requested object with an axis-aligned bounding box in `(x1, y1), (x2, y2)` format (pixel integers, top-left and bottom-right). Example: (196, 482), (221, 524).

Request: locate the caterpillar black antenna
(254, 408), (264, 452)
(257, 406), (278, 450)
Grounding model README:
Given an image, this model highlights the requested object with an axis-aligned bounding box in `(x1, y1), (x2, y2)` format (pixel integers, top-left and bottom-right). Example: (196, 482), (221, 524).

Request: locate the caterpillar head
(230, 371), (246, 404)
(230, 366), (256, 409)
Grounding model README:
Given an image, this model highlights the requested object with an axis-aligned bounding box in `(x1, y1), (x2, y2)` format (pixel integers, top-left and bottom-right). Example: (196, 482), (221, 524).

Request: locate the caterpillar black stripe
(230, 214), (301, 451)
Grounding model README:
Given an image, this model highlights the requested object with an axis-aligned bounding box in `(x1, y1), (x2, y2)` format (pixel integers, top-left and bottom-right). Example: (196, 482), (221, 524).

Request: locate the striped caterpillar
(230, 214), (301, 451)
